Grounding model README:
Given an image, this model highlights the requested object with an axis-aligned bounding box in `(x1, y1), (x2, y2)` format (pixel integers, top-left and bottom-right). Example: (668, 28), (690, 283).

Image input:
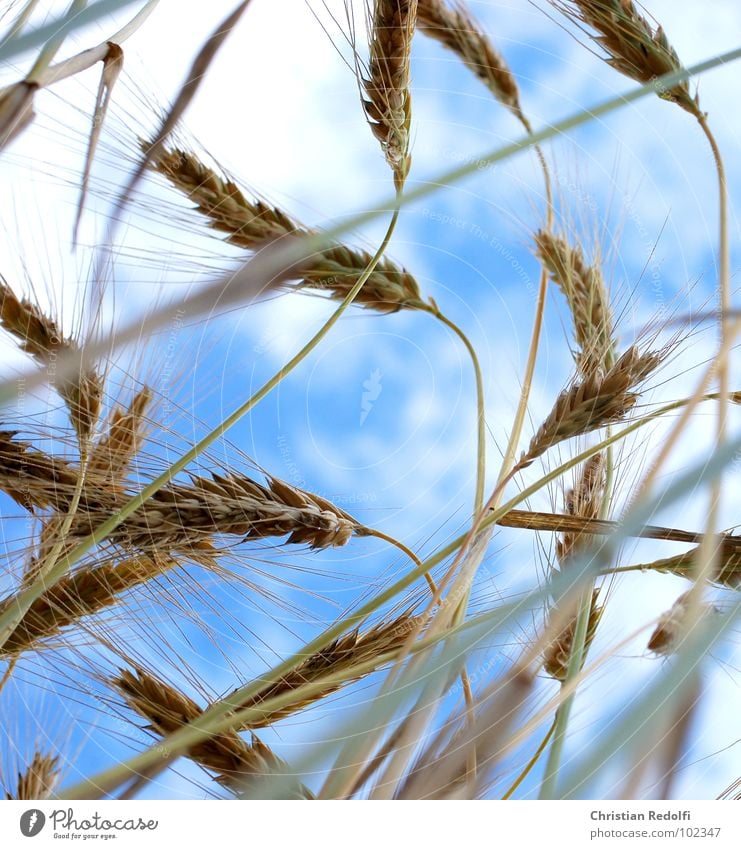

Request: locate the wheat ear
(149, 146), (423, 313)
(0, 431), (79, 511)
(417, 0), (523, 122)
(647, 591), (716, 656)
(362, 1), (418, 189)
(1, 555), (174, 656)
(550, 1), (700, 117)
(612, 545), (741, 590)
(556, 453), (607, 565)
(87, 387), (152, 489)
(543, 589), (603, 680)
(228, 613), (419, 727)
(0, 435), (360, 553)
(534, 230), (615, 376)
(518, 345), (660, 470)
(4, 752), (60, 800)
(541, 455), (606, 680)
(0, 278), (102, 440)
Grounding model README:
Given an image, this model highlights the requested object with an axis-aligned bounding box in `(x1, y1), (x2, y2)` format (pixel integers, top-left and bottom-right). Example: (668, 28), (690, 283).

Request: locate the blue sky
(0, 0), (740, 800)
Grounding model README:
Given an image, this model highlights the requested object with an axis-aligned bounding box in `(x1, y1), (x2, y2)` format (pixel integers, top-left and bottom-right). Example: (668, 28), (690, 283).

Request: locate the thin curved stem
(360, 527), (436, 595)
(501, 714), (557, 799)
(417, 304), (486, 515)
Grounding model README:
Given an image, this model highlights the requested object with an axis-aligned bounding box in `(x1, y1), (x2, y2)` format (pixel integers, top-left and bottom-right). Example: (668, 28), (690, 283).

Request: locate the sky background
(0, 0), (740, 800)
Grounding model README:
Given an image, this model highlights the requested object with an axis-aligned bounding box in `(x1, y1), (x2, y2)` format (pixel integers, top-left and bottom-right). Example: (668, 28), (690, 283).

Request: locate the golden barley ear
(112, 668), (313, 798)
(534, 230), (615, 376)
(4, 752), (60, 800)
(361, 1), (418, 189)
(0, 431), (79, 511)
(228, 612), (419, 727)
(0, 278), (102, 441)
(550, 1), (700, 117)
(1, 555), (175, 657)
(87, 387), (152, 490)
(417, 0), (525, 122)
(518, 345), (661, 469)
(543, 588), (603, 680)
(148, 145), (424, 313)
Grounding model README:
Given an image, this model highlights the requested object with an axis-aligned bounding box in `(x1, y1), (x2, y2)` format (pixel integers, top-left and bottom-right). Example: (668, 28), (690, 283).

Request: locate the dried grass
(417, 0), (524, 123)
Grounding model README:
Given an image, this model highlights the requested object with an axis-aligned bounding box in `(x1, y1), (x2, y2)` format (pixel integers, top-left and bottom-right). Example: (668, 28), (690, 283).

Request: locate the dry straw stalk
(113, 669), (311, 797)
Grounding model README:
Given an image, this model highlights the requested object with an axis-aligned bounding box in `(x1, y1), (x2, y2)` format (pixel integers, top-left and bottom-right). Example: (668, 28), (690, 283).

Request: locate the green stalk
(417, 303), (486, 515)
(501, 715), (557, 799)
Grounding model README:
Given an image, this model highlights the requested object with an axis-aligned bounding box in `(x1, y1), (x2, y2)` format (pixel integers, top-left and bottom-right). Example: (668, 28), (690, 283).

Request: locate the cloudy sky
(0, 0), (740, 800)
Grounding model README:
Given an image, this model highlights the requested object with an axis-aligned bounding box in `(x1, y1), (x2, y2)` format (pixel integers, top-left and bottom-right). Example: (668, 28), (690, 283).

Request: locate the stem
(0, 202), (403, 651)
(501, 715), (557, 799)
(360, 527), (436, 595)
(539, 347), (618, 798)
(400, 304), (485, 785)
(0, 0), (42, 46)
(697, 115), (729, 461)
(25, 0), (88, 84)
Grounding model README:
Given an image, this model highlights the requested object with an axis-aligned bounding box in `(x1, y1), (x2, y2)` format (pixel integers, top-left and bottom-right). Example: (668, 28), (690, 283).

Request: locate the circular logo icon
(20, 810), (45, 837)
